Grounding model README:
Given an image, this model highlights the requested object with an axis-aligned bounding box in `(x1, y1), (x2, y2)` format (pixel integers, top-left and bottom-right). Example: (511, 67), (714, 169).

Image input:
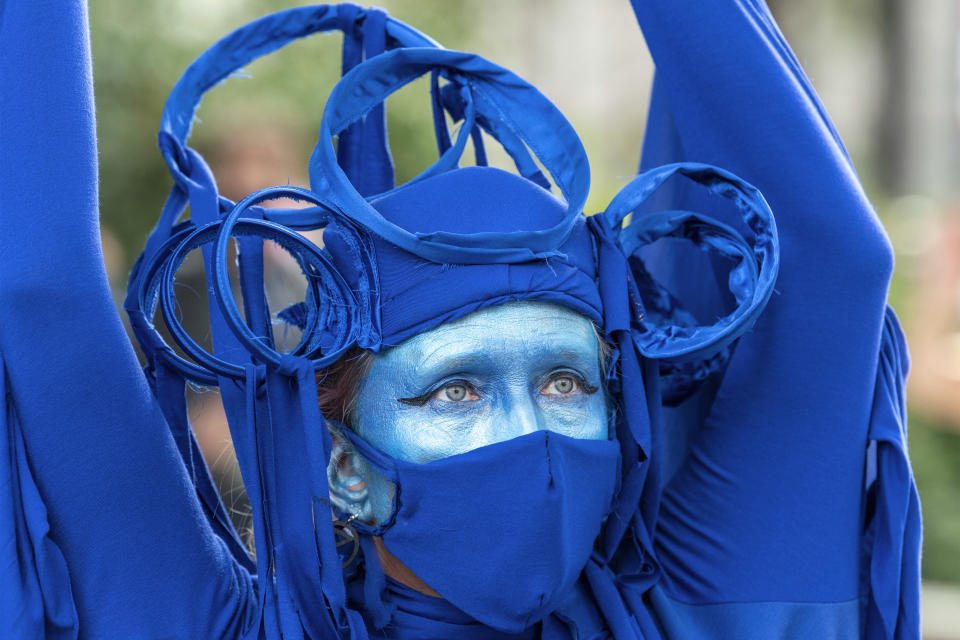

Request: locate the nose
(494, 386), (542, 441)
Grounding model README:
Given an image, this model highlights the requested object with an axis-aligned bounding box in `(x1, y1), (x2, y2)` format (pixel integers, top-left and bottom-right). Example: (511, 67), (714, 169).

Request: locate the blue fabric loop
(622, 209), (758, 362)
(603, 162), (779, 363)
(162, 219), (328, 376)
(130, 200), (368, 384)
(863, 307), (921, 638)
(159, 221), (264, 380)
(436, 81), (550, 189)
(210, 186), (377, 372)
(309, 47), (590, 264)
(312, 68), (480, 206)
(328, 78), (481, 204)
(125, 223), (222, 385)
(158, 4), (438, 187)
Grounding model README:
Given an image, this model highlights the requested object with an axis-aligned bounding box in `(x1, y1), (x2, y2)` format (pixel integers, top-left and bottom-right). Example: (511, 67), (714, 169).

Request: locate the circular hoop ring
(210, 186), (363, 371)
(603, 162), (780, 362)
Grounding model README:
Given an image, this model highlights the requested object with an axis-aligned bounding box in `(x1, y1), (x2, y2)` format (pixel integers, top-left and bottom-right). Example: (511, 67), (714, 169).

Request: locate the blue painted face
(352, 301), (609, 464)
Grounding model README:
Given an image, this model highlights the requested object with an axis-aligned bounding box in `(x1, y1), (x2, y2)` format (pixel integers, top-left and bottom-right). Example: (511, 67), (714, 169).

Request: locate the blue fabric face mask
(340, 426), (621, 633)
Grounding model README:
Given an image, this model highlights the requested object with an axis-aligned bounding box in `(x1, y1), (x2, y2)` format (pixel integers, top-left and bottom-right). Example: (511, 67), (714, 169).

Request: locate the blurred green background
(88, 1), (960, 633)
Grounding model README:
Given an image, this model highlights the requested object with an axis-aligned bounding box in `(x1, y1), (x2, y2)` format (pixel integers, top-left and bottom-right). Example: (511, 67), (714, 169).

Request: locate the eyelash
(540, 372), (598, 397)
(396, 372), (598, 407)
(397, 379), (476, 407)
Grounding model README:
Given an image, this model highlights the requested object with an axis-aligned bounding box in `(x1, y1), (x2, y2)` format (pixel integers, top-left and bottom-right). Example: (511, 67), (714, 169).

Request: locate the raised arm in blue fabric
(1, 3), (443, 638)
(627, 1), (920, 637)
(0, 2), (256, 637)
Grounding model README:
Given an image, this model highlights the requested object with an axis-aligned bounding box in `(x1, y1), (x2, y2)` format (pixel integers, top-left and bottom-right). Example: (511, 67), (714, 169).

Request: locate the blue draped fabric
(0, 1), (920, 639)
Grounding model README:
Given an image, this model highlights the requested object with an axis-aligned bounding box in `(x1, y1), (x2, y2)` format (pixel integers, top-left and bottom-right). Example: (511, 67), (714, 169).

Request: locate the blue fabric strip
(863, 308), (921, 639)
(0, 356), (78, 638)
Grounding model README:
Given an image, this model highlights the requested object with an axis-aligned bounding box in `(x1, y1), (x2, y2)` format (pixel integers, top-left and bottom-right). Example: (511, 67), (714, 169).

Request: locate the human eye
(430, 381), (480, 403)
(539, 371), (598, 397)
(397, 380), (480, 406)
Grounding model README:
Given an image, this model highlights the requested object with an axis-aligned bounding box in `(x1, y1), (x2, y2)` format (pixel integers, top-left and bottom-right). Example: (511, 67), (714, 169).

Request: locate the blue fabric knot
(156, 130), (190, 183)
(276, 353), (307, 378)
(335, 2), (361, 33)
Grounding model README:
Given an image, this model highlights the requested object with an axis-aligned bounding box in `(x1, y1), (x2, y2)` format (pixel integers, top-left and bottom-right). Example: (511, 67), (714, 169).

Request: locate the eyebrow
(549, 348), (598, 367)
(415, 340), (600, 376)
(415, 351), (493, 376)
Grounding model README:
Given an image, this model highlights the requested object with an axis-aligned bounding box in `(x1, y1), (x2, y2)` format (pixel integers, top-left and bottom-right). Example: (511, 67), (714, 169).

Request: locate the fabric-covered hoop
(209, 186), (377, 372)
(158, 4), (438, 189)
(127, 223), (223, 385)
(309, 47), (591, 264)
(603, 162), (780, 363)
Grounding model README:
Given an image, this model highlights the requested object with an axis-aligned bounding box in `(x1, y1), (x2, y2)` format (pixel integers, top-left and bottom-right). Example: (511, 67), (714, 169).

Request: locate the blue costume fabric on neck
(0, 2), (920, 639)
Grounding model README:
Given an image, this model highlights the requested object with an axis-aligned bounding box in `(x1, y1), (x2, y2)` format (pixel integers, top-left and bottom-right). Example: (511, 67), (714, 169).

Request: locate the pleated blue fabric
(0, 2), (919, 639)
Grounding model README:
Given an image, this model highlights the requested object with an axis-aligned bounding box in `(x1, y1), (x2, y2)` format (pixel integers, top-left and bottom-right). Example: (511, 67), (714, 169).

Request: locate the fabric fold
(0, 357), (79, 639)
(863, 307), (921, 639)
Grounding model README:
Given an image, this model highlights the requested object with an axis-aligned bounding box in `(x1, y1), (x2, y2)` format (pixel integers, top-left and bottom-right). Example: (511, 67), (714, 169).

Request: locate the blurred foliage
(908, 412), (960, 583)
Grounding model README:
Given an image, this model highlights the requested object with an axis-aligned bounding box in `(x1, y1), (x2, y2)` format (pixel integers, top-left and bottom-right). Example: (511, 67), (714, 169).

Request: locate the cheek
(538, 394), (609, 440)
(356, 405), (489, 464)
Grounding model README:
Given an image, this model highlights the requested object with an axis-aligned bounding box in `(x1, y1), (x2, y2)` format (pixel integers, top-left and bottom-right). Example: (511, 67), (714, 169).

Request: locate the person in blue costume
(0, 2), (920, 640)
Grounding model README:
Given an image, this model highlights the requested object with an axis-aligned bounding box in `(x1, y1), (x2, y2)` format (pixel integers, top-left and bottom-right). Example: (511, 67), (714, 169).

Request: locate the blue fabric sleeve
(0, 2), (256, 637)
(627, 0), (920, 637)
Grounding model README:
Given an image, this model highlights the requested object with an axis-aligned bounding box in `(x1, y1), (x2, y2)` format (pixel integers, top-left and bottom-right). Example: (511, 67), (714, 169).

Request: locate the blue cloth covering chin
(0, 1), (920, 639)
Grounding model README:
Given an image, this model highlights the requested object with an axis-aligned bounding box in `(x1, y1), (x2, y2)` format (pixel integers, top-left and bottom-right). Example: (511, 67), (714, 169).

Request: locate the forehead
(377, 302), (599, 369)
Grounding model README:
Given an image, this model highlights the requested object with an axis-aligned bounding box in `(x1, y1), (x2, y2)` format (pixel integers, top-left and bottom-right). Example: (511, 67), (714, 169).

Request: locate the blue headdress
(121, 5), (778, 637)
